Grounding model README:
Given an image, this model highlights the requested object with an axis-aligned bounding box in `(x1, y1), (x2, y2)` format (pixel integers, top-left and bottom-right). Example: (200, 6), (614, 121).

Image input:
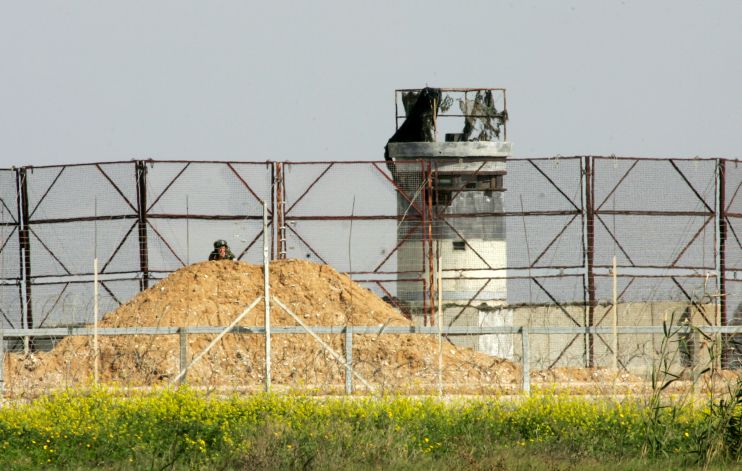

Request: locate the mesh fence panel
(0, 169), (20, 281)
(146, 161), (272, 272)
(725, 161), (742, 273)
(0, 167), (21, 358)
(0, 284), (21, 329)
(29, 220), (139, 277)
(594, 158), (716, 212)
(503, 158), (584, 273)
(25, 164), (139, 279)
(284, 162), (401, 217)
(504, 214), (583, 271)
(591, 274), (717, 372)
(283, 161), (426, 276)
(29, 279), (140, 328)
(147, 162), (270, 215)
(26, 163), (137, 221)
(284, 220), (399, 272)
(727, 217), (742, 271)
(506, 158), (583, 212)
(2, 158), (742, 395)
(725, 279), (742, 367)
(593, 158), (717, 270)
(594, 215), (716, 269)
(156, 218), (267, 265)
(0, 232), (20, 281)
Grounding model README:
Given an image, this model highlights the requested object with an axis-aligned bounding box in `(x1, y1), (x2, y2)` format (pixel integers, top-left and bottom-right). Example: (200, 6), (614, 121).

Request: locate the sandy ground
(5, 260), (520, 396)
(5, 259), (737, 398)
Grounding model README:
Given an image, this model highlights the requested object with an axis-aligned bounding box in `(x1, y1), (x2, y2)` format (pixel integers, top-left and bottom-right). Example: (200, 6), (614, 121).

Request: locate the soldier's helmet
(213, 239), (228, 249)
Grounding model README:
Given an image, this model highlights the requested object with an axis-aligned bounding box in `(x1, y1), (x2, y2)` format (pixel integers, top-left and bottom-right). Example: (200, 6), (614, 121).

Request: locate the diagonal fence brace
(272, 295), (375, 392)
(171, 296), (262, 385)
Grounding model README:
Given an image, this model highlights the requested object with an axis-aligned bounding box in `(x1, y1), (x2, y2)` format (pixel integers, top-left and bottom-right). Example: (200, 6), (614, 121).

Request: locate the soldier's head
(213, 239), (228, 257)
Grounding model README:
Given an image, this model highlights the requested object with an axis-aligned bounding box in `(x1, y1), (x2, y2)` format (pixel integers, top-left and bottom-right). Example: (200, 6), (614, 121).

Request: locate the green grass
(0, 388), (739, 470)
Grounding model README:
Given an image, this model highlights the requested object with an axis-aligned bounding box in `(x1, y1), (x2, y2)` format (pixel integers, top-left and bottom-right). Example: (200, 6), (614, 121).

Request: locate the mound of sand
(6, 260), (520, 395)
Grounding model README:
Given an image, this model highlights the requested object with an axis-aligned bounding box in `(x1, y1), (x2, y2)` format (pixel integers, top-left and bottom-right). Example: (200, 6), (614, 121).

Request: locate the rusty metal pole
(580, 157), (589, 367)
(612, 255), (618, 370)
(275, 162), (281, 258)
(275, 163), (286, 259)
(270, 162), (275, 260)
(16, 167), (33, 351)
(427, 162), (435, 326)
(585, 157), (596, 368)
(135, 161), (150, 291)
(437, 241), (443, 396)
(420, 160), (428, 325)
(717, 159), (728, 367)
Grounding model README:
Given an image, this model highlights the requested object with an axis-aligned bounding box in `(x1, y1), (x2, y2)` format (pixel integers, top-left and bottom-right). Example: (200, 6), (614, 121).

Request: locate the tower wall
(389, 141), (511, 358)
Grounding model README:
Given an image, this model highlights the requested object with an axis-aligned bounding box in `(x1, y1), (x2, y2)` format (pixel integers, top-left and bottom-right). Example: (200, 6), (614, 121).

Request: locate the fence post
(612, 255), (618, 370)
(437, 242), (443, 397)
(171, 297), (262, 385)
(93, 257), (99, 385)
(582, 156), (596, 367)
(178, 328), (188, 384)
(344, 327), (353, 394)
(0, 327), (4, 394)
(717, 158), (728, 367)
(275, 163), (286, 259)
(426, 162), (435, 326)
(16, 167), (32, 353)
(521, 327), (530, 394)
(263, 202), (271, 393)
(135, 161), (150, 291)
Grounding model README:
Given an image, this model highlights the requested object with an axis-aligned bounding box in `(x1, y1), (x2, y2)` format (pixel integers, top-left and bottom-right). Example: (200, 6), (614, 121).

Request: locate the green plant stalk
(0, 387), (738, 469)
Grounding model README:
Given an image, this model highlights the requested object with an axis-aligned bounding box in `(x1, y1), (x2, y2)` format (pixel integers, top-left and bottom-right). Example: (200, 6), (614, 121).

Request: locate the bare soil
(9, 259), (735, 397)
(5, 260), (521, 396)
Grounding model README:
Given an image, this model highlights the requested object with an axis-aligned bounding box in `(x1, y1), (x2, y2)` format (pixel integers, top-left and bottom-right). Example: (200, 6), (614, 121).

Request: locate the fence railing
(2, 325), (741, 395)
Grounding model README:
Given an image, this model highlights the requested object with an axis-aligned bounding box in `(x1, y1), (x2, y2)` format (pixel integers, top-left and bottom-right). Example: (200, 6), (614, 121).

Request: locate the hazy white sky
(0, 0), (740, 167)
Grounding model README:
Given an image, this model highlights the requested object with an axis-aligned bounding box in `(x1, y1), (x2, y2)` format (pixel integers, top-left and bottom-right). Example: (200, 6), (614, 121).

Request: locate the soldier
(209, 239), (235, 261)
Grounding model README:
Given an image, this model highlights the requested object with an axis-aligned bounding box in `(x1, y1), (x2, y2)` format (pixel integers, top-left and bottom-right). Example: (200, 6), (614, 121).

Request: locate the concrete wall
(435, 301), (719, 377)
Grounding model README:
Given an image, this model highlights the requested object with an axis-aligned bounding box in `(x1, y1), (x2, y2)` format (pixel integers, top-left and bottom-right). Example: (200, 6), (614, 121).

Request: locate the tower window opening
(452, 240), (466, 251)
(433, 190), (452, 206)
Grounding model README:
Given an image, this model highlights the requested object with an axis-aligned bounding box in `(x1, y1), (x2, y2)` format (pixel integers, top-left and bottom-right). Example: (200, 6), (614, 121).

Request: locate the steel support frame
(432, 157), (585, 359)
(16, 168), (33, 336)
(426, 162), (435, 325)
(0, 179), (19, 329)
(275, 162), (286, 258)
(10, 163), (144, 331)
(518, 158), (589, 368)
(23, 164), (140, 276)
(718, 159), (729, 366)
(278, 161), (433, 324)
(135, 161), (150, 290)
(583, 156), (596, 367)
(591, 157), (718, 369)
(2, 156), (741, 370)
(142, 161), (272, 266)
(720, 161), (742, 364)
(594, 159), (715, 270)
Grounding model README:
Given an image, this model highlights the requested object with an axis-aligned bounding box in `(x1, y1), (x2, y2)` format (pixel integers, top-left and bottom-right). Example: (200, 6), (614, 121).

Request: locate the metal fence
(1, 157), (741, 382)
(2, 323), (740, 396)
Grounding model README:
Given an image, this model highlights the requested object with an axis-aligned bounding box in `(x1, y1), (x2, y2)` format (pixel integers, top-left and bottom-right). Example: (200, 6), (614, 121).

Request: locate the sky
(0, 0), (740, 168)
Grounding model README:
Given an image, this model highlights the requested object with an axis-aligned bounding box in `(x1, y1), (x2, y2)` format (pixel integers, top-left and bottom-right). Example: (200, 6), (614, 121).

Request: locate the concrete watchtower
(386, 87), (512, 358)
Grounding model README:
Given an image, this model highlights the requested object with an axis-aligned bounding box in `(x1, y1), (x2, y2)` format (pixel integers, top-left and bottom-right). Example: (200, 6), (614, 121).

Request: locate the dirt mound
(6, 260), (520, 395)
(533, 367), (642, 384)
